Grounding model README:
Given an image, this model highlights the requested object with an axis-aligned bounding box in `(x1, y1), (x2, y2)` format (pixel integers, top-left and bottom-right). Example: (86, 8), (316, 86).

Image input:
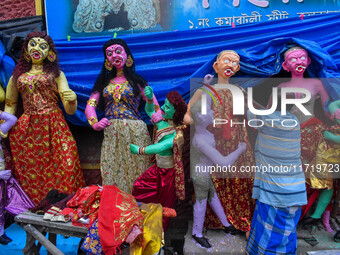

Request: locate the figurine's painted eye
(29, 41), (36, 47)
(224, 59), (230, 64)
(233, 62), (238, 67)
(40, 44), (47, 50)
(291, 58), (297, 63)
(115, 48), (122, 54)
(107, 51), (112, 56)
(300, 56), (306, 61)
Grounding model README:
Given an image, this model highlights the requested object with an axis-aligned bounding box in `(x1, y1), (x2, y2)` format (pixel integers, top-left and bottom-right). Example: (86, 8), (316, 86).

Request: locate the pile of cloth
(31, 185), (176, 255)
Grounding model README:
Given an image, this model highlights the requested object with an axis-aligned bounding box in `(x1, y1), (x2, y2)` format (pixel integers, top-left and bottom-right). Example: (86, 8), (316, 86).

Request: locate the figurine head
(213, 50), (240, 80)
(162, 91), (187, 126)
(13, 31), (60, 81)
(103, 39), (134, 71)
(23, 31), (58, 64)
(282, 47), (311, 77)
(93, 38), (148, 110)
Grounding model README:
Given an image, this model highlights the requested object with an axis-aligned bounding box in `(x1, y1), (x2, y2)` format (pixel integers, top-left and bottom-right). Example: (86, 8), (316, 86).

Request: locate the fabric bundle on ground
(98, 185), (144, 255)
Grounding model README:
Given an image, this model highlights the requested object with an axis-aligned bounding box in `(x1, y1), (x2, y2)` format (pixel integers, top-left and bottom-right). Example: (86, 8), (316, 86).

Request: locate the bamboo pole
(35, 0), (43, 15)
(23, 224), (64, 255)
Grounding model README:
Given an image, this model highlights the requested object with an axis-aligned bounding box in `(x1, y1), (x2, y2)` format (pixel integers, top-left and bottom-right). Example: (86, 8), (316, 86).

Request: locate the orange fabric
(98, 185), (143, 255)
(163, 207), (177, 218)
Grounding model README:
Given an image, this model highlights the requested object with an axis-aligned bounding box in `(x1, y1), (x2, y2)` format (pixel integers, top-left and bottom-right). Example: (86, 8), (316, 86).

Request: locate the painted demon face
(161, 99), (175, 120)
(283, 49), (311, 76)
(105, 44), (127, 69)
(27, 37), (50, 64)
(213, 52), (240, 79)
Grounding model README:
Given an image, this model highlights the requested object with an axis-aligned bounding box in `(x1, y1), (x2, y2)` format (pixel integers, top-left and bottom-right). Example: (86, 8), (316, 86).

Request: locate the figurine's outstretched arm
(324, 99), (340, 143)
(329, 100), (340, 119)
(184, 89), (203, 125)
(130, 133), (175, 155)
(0, 86), (5, 103)
(317, 80), (330, 115)
(85, 91), (110, 131)
(143, 86), (156, 118)
(4, 76), (18, 115)
(0, 111), (17, 134)
(140, 85), (159, 117)
(0, 111), (17, 180)
(55, 71), (77, 115)
(323, 131), (340, 143)
(194, 137), (247, 166)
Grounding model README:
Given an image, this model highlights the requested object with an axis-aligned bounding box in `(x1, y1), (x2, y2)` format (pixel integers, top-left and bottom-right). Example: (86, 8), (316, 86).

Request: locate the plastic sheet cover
(3, 14), (340, 126)
(0, 41), (15, 87)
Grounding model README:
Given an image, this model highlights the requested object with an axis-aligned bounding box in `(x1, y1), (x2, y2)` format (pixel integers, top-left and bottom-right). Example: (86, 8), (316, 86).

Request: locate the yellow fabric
(130, 203), (163, 255)
(174, 126), (185, 156)
(310, 127), (340, 189)
(35, 0), (43, 15)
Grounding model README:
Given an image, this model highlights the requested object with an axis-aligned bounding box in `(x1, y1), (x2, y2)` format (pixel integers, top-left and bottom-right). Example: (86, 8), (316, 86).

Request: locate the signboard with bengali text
(45, 0), (340, 40)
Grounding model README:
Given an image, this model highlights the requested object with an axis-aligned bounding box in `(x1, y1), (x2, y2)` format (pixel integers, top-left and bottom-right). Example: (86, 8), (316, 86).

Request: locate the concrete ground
(182, 217), (340, 255)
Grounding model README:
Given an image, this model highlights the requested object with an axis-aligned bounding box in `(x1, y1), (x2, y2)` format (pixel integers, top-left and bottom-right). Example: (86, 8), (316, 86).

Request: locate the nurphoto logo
(200, 84), (312, 128)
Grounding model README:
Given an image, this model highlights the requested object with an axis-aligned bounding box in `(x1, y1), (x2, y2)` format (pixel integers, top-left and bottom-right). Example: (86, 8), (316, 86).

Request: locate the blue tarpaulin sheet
(0, 41), (15, 87)
(0, 223), (81, 255)
(2, 14), (340, 126)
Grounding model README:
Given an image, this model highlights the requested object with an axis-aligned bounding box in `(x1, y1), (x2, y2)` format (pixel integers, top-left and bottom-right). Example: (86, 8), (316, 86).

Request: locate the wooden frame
(15, 211), (88, 255)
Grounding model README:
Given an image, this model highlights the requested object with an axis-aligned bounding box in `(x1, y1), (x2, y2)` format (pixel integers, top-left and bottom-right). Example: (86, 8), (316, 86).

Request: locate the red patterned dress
(9, 72), (85, 205)
(299, 117), (327, 218)
(300, 117), (327, 179)
(205, 88), (255, 232)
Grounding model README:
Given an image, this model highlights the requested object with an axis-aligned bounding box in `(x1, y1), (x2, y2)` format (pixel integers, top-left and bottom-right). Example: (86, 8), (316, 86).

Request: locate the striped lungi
(246, 200), (301, 255)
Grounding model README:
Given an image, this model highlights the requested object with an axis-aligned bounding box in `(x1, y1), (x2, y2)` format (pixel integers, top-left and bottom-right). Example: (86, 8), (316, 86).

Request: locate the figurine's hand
(203, 74), (214, 85)
(238, 142), (247, 153)
(0, 170), (11, 180)
(323, 131), (335, 141)
(332, 109), (340, 120)
(130, 144), (139, 154)
(60, 90), (77, 102)
(151, 110), (163, 124)
(294, 92), (307, 99)
(144, 86), (154, 100)
(92, 118), (111, 131)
